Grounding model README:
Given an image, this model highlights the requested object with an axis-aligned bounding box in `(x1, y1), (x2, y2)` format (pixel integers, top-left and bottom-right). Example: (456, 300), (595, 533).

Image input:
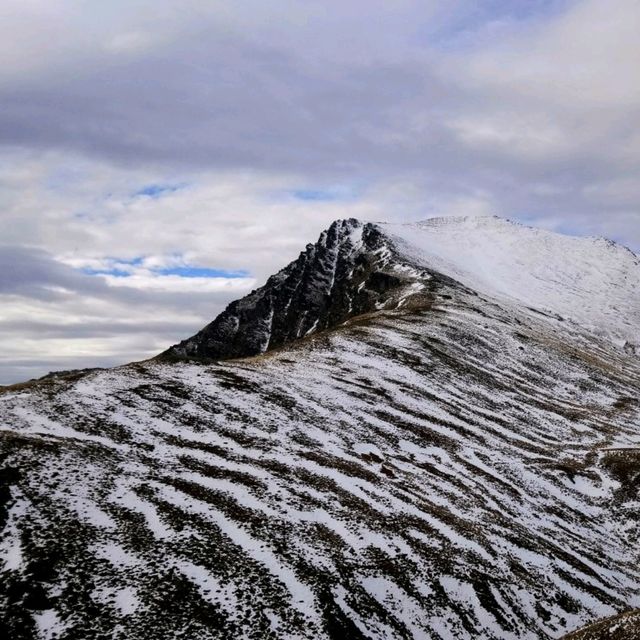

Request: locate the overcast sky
(1, 0), (639, 384)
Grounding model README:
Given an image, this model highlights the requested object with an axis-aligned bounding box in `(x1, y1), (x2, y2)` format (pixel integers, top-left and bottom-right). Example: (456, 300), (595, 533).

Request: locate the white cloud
(447, 113), (571, 159)
(104, 31), (161, 55)
(100, 274), (255, 293)
(0, 1), (638, 383)
(450, 0), (640, 169)
(466, 0), (640, 108)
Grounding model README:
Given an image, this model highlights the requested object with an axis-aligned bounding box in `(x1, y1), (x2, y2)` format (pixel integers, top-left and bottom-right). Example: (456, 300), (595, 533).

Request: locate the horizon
(1, 0), (639, 383)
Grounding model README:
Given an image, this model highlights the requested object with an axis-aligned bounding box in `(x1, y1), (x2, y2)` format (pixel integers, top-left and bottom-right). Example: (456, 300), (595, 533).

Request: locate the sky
(1, 0), (639, 384)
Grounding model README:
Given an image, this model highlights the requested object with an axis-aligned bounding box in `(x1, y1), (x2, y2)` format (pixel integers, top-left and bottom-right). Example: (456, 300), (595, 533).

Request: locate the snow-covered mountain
(1, 217), (639, 640)
(166, 216), (640, 362)
(384, 216), (640, 353)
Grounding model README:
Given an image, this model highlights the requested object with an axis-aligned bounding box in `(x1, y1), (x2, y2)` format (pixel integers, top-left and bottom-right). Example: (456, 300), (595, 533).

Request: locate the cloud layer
(0, 0), (638, 383)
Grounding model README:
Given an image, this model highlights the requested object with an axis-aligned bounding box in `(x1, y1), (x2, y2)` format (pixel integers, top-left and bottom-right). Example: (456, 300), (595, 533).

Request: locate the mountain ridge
(162, 218), (438, 362)
(163, 215), (640, 363)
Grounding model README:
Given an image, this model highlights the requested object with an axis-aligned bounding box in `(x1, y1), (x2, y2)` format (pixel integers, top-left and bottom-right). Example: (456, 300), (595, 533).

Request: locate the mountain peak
(164, 215), (640, 363)
(163, 219), (434, 361)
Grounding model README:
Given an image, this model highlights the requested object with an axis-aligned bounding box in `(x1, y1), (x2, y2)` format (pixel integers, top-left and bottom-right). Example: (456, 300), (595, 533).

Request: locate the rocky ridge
(163, 219), (439, 361)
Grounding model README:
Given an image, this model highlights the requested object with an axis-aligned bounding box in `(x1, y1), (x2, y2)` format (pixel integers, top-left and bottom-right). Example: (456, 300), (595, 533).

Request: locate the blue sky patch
(156, 266), (249, 279)
(134, 183), (185, 198)
(82, 267), (132, 278)
(81, 256), (248, 280)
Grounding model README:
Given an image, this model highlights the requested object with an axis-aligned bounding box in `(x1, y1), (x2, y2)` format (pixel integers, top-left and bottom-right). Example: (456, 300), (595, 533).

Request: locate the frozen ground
(0, 217), (639, 639)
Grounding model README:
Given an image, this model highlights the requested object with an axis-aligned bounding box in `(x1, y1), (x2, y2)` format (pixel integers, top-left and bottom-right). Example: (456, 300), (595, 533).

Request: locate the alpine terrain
(1, 216), (639, 640)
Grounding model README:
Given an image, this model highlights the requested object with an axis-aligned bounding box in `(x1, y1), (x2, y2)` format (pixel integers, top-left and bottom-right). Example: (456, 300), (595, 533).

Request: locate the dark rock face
(163, 219), (412, 361)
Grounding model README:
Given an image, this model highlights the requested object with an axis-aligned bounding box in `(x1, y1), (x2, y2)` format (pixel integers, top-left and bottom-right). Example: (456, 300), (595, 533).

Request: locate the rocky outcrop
(562, 610), (640, 639)
(163, 219), (417, 361)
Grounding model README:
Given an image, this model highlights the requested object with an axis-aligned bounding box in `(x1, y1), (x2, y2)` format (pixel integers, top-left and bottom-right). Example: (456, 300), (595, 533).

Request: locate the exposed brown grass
(562, 609), (640, 639)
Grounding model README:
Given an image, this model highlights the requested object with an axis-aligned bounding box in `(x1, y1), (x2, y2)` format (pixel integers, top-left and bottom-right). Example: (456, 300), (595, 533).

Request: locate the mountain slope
(385, 216), (640, 353)
(1, 217), (639, 640)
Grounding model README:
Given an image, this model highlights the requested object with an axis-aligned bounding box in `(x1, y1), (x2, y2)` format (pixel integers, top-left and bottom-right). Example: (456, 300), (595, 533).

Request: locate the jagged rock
(163, 219), (427, 361)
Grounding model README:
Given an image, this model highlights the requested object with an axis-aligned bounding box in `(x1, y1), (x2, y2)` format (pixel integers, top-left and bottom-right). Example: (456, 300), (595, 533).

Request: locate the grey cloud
(0, 245), (251, 311)
(0, 318), (202, 340)
(0, 0), (638, 382)
(0, 3), (636, 249)
(0, 45), (455, 175)
(0, 245), (253, 384)
(0, 245), (106, 298)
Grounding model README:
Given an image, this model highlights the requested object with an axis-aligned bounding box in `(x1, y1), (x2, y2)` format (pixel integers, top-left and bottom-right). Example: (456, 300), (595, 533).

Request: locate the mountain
(384, 216), (640, 353)
(1, 216), (639, 640)
(165, 216), (640, 362)
(162, 218), (435, 361)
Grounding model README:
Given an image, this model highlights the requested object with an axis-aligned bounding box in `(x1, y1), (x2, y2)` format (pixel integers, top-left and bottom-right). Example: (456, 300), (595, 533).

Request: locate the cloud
(445, 0), (640, 176)
(0, 1), (638, 383)
(0, 244), (255, 384)
(465, 0), (640, 108)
